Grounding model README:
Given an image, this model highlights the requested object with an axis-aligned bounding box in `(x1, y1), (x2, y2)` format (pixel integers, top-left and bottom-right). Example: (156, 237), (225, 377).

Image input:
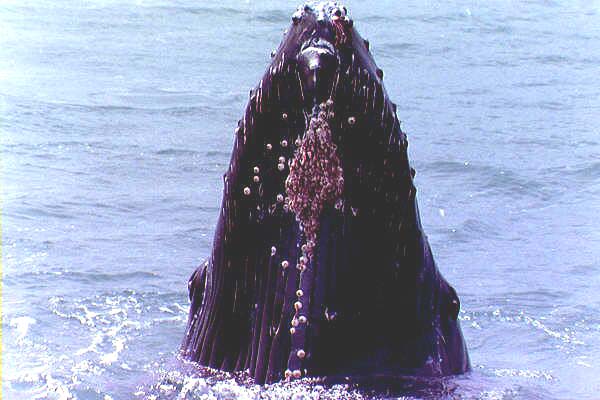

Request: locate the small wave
(424, 160), (554, 201)
(204, 150), (231, 158)
(424, 160), (471, 175)
(155, 4), (247, 18)
(155, 148), (200, 156)
(377, 42), (420, 58)
(386, 42), (419, 52)
(42, 140), (107, 148)
(449, 87), (492, 96)
(421, 13), (466, 24)
(250, 9), (290, 24)
(163, 105), (223, 116)
(13, 98), (220, 116)
(560, 161), (600, 181)
(460, 219), (500, 238)
(531, 54), (571, 65)
(513, 80), (559, 88)
(359, 14), (394, 23)
(9, 269), (160, 286)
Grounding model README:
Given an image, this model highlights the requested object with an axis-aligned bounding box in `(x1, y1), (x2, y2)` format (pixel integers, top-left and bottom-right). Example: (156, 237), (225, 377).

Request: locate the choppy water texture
(1, 1), (599, 399)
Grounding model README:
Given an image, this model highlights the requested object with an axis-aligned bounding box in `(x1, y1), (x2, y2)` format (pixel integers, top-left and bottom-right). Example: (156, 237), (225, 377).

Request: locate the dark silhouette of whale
(182, 1), (469, 384)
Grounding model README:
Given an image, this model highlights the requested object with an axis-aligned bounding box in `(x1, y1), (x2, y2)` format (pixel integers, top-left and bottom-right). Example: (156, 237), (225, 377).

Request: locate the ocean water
(1, 0), (599, 399)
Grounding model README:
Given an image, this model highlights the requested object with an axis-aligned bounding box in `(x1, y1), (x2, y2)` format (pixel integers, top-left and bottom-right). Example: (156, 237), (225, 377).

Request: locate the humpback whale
(181, 1), (469, 384)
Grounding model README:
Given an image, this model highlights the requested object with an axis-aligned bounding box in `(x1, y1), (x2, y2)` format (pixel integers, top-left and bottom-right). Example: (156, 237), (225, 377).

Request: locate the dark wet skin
(181, 2), (469, 385)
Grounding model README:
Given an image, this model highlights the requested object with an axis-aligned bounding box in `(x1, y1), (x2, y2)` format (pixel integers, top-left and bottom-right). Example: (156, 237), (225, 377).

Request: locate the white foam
(99, 337), (125, 366)
(10, 316), (37, 344)
(36, 373), (75, 400)
(75, 331), (103, 356)
(159, 306), (175, 314)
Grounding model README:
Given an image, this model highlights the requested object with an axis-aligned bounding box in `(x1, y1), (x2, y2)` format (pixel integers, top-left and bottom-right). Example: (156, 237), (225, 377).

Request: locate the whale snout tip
(296, 37), (339, 106)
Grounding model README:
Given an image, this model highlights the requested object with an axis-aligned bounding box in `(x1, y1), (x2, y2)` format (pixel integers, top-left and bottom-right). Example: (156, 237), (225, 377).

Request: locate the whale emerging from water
(181, 1), (469, 384)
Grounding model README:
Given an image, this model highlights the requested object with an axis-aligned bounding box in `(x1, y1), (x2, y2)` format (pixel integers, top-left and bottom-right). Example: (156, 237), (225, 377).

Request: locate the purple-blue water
(2, 1), (599, 399)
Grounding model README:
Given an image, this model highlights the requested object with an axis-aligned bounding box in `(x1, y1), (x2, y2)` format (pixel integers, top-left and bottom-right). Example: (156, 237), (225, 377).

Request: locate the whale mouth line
(301, 46), (335, 57)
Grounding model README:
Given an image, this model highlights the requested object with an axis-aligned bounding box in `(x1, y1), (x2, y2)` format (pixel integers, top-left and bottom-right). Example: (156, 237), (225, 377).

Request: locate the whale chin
(181, 1), (469, 385)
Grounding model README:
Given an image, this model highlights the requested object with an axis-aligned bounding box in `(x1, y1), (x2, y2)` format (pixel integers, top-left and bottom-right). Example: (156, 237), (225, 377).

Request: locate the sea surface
(1, 1), (599, 399)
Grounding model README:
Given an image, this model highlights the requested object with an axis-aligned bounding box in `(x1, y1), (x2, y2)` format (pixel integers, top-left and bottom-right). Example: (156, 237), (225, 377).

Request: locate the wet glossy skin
(181, 2), (469, 385)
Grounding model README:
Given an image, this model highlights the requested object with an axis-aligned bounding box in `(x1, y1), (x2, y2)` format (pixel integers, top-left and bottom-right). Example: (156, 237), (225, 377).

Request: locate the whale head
(293, 3), (349, 107)
(268, 1), (383, 112)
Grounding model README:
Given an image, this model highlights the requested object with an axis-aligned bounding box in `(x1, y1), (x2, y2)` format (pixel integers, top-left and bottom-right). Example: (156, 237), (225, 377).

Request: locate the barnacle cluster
(285, 99), (344, 257)
(293, 2), (352, 47)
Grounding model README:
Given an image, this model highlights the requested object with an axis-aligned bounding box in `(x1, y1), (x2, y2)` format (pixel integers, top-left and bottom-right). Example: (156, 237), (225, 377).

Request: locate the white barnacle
(266, 143), (273, 150)
(292, 370), (301, 379)
(243, 187), (251, 196)
(298, 315), (307, 324)
(281, 260), (289, 269)
(271, 246), (277, 255)
(324, 309), (337, 321)
(281, 139), (288, 147)
(277, 193), (284, 202)
(294, 301), (303, 310)
(296, 289), (304, 297)
(291, 11), (302, 24)
(297, 349), (306, 359)
(253, 175), (260, 183)
(348, 116), (356, 125)
(253, 166), (260, 174)
(278, 163), (285, 171)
